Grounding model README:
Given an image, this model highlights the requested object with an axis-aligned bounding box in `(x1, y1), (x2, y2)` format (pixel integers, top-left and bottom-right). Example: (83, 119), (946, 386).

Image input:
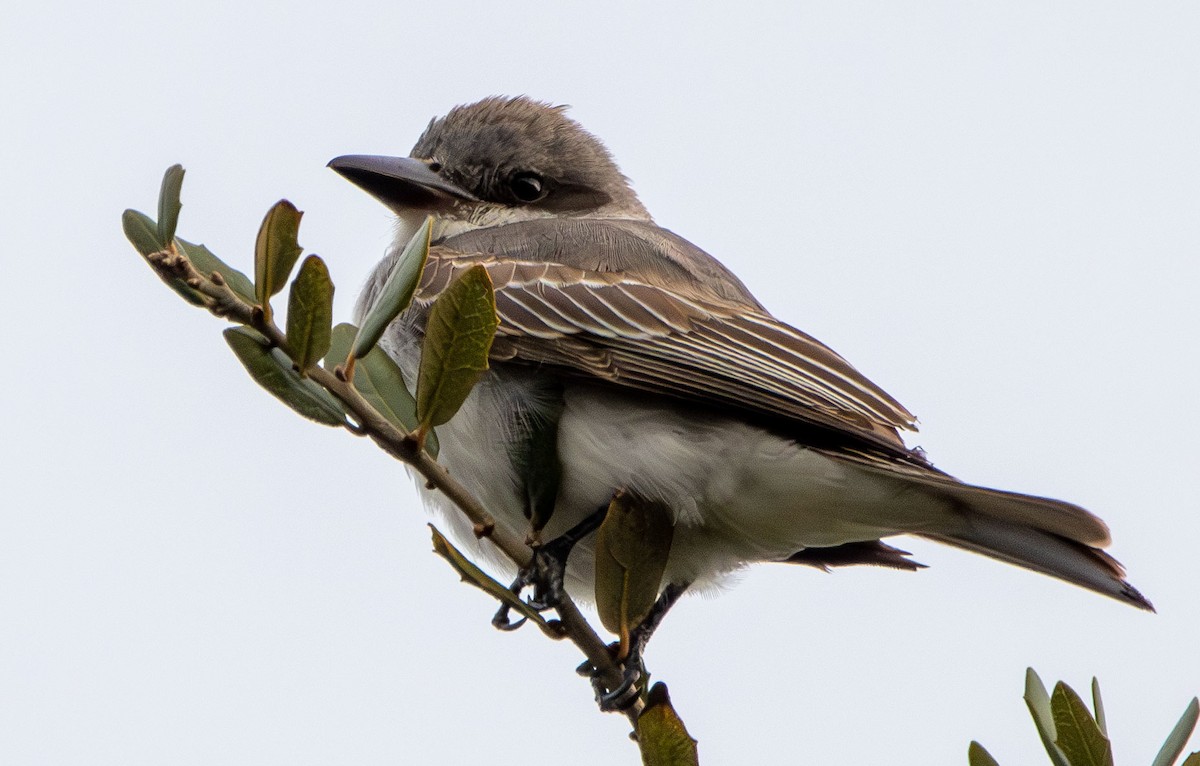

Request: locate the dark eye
(509, 172), (546, 203)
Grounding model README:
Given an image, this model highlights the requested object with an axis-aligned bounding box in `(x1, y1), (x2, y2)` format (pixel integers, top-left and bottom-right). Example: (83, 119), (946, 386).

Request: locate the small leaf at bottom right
(637, 683), (698, 766)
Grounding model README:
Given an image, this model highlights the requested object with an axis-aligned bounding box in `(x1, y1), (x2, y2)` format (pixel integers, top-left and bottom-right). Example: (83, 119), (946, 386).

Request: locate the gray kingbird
(329, 96), (1150, 613)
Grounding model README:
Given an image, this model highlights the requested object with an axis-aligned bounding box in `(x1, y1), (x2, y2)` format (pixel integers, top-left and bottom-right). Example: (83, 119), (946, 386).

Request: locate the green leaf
(636, 683), (698, 766)
(968, 741), (1001, 766)
(1091, 678), (1107, 737)
(429, 525), (547, 628)
(157, 164), (184, 247)
(1052, 681), (1113, 766)
(509, 382), (564, 531)
(123, 208), (164, 256)
(352, 217), (432, 359)
(1152, 698), (1199, 766)
(123, 209), (206, 306)
(593, 491), (674, 645)
(1025, 669), (1072, 766)
(176, 236), (256, 304)
(415, 263), (498, 431)
(254, 200), (304, 317)
(223, 326), (345, 426)
(325, 323), (437, 457)
(286, 255), (335, 376)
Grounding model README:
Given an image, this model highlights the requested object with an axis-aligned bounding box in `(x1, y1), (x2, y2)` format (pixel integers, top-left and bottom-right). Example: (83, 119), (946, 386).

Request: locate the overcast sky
(3, 2), (1198, 764)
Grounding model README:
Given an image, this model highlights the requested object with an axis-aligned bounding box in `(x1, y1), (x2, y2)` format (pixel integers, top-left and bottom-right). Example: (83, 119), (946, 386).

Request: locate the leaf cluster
(970, 669), (1199, 766)
(122, 165), (494, 447)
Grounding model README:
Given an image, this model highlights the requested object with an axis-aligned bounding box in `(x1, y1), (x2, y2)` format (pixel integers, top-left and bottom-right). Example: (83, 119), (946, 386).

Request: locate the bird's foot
(490, 505), (609, 630)
(575, 582), (690, 711)
(490, 543), (568, 631)
(577, 646), (646, 712)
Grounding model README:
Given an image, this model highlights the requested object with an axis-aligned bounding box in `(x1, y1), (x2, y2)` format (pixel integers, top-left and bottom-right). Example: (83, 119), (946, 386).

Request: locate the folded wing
(417, 252), (918, 457)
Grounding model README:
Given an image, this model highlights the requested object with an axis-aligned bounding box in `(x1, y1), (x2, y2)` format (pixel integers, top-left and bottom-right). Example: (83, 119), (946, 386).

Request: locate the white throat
(390, 201), (652, 248)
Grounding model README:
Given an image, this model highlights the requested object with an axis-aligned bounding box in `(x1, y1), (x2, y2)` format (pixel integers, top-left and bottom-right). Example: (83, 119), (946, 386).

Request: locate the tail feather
(922, 514), (1153, 612)
(814, 448), (1150, 609)
(939, 483), (1112, 547)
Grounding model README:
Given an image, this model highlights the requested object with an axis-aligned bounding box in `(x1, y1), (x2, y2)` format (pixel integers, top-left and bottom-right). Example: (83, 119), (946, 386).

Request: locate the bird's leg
(627, 580), (689, 663)
(579, 581), (691, 711)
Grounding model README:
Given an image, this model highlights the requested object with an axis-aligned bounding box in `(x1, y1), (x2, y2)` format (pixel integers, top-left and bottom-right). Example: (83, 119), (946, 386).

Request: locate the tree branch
(145, 245), (640, 721)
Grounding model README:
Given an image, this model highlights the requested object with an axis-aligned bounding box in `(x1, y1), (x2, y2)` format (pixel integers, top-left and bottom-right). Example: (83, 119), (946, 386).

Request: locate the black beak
(327, 155), (478, 208)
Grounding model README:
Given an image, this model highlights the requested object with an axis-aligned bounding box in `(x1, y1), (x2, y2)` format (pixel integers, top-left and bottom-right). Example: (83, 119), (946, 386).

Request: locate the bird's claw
(490, 602), (527, 631)
(576, 649), (647, 712)
(596, 665), (643, 711)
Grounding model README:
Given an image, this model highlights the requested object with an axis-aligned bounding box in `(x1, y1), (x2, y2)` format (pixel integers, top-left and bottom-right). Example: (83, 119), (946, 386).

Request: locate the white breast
(405, 374), (950, 598)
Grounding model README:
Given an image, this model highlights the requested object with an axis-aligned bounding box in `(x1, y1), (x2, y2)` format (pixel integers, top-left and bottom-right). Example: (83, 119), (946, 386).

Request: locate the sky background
(3, 2), (1198, 764)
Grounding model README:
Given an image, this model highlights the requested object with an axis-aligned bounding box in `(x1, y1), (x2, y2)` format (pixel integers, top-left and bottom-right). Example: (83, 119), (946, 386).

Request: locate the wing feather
(418, 252), (917, 454)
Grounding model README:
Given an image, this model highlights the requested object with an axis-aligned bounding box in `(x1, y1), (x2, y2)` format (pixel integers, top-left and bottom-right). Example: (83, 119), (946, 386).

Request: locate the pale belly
(410, 371), (949, 599)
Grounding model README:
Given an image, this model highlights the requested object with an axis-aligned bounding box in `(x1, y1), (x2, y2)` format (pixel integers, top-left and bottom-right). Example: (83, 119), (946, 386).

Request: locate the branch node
(398, 433), (423, 461)
(473, 520), (496, 539)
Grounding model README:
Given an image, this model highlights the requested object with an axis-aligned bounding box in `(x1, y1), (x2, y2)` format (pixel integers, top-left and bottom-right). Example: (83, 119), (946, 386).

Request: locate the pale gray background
(2, 2), (1198, 764)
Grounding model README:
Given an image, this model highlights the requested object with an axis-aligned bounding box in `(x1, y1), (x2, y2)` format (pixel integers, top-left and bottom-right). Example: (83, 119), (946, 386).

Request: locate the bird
(328, 95), (1151, 619)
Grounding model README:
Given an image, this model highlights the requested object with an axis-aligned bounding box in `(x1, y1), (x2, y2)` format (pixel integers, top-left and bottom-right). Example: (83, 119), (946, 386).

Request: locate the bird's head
(329, 96), (650, 239)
